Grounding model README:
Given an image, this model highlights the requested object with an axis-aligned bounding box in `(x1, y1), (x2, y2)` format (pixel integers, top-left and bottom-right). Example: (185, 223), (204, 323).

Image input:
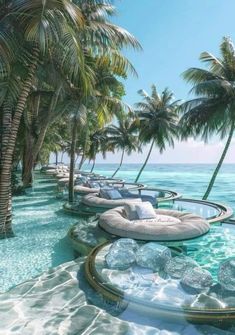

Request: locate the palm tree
(107, 114), (141, 177)
(180, 37), (235, 200)
(134, 85), (179, 183)
(0, 0), (140, 237)
(87, 128), (108, 173)
(0, 0), (85, 237)
(68, 103), (87, 204)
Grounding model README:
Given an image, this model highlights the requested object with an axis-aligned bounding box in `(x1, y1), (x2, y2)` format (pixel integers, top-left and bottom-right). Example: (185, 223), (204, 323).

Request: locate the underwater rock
(105, 248), (136, 270)
(164, 255), (198, 279)
(105, 239), (139, 270)
(180, 267), (213, 294)
(218, 258), (235, 292)
(136, 242), (171, 271)
(190, 293), (226, 309)
(110, 238), (139, 253)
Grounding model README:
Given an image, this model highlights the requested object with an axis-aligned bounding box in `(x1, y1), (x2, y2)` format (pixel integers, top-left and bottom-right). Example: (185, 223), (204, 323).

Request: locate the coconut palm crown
(106, 113), (141, 177)
(134, 85), (179, 183)
(180, 37), (235, 199)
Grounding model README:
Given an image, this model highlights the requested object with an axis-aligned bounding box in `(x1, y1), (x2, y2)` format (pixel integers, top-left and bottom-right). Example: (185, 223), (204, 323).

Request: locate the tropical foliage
(134, 85), (179, 182)
(106, 113), (141, 177)
(0, 0), (140, 237)
(180, 37), (235, 199)
(0, 0), (232, 240)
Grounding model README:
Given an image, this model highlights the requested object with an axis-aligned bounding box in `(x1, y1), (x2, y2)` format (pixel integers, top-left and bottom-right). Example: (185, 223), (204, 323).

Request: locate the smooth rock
(218, 258), (235, 291)
(136, 242), (171, 271)
(180, 267), (213, 293)
(164, 256), (198, 279)
(105, 248), (136, 270)
(110, 238), (139, 253)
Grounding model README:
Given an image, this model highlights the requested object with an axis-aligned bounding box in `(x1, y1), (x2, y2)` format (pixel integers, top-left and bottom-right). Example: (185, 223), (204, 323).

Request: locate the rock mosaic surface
(164, 256), (199, 279)
(136, 242), (171, 271)
(180, 267), (213, 293)
(218, 258), (235, 291)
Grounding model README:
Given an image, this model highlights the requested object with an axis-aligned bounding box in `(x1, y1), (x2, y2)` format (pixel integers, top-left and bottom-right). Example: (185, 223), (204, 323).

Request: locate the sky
(95, 0), (235, 164)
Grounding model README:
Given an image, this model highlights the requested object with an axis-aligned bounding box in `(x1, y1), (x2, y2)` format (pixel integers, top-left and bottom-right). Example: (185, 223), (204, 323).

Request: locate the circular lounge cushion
(99, 207), (210, 241)
(74, 185), (100, 195)
(81, 193), (156, 209)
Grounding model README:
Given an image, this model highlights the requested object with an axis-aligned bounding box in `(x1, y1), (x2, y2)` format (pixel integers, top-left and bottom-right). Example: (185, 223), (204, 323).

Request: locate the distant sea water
(81, 163), (235, 211)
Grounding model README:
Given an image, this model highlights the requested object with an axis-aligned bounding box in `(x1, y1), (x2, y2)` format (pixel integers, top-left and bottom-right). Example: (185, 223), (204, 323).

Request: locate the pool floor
(1, 257), (234, 335)
(0, 173), (81, 293)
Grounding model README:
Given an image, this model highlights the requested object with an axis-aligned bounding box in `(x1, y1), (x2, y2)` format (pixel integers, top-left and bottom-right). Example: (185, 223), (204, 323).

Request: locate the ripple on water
(0, 173), (80, 293)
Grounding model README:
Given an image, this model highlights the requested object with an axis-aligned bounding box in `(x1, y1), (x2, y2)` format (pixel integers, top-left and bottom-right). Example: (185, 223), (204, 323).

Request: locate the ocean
(82, 163), (235, 210)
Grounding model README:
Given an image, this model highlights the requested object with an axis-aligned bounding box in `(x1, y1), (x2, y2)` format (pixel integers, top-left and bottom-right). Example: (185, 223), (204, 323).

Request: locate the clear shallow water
(0, 173), (80, 293)
(1, 165), (235, 333)
(1, 163), (235, 294)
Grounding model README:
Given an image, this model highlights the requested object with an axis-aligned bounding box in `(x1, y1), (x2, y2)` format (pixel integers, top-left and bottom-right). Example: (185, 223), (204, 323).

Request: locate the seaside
(83, 163), (235, 209)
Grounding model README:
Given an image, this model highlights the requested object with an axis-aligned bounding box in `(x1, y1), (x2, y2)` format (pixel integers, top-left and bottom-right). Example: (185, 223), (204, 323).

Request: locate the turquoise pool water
(0, 173), (80, 293)
(1, 164), (235, 294)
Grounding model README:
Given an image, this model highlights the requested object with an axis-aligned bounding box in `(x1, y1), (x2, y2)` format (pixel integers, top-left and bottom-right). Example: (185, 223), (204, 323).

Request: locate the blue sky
(96, 0), (235, 164)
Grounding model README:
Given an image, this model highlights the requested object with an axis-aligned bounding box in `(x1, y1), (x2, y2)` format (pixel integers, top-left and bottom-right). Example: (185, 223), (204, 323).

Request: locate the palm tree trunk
(135, 139), (155, 183)
(55, 151), (58, 165)
(68, 117), (77, 203)
(0, 46), (39, 238)
(22, 129), (34, 188)
(112, 149), (124, 177)
(202, 122), (235, 200)
(78, 153), (85, 170)
(90, 157), (96, 173)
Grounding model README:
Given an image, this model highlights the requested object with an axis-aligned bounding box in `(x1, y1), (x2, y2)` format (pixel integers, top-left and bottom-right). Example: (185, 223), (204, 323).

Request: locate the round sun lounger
(81, 193), (156, 211)
(74, 185), (100, 195)
(99, 207), (210, 241)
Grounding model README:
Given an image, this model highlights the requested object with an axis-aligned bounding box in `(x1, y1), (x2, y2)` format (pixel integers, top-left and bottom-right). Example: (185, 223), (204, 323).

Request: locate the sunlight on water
(0, 173), (79, 293)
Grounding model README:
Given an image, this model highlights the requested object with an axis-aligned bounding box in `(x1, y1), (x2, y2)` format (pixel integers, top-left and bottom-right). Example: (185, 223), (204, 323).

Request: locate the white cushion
(99, 188), (111, 199)
(88, 181), (100, 189)
(124, 199), (143, 220)
(107, 189), (122, 200)
(135, 202), (156, 219)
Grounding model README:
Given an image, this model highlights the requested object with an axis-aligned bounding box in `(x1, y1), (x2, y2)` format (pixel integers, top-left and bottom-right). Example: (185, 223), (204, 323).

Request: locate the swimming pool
(2, 166), (235, 334)
(0, 173), (79, 292)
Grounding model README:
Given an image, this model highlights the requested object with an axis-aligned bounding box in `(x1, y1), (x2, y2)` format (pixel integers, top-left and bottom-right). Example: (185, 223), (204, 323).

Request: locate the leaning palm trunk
(112, 149), (124, 177)
(22, 87), (61, 187)
(203, 122), (235, 200)
(90, 158), (96, 173)
(0, 46), (39, 238)
(135, 139), (155, 183)
(22, 130), (34, 187)
(68, 118), (77, 203)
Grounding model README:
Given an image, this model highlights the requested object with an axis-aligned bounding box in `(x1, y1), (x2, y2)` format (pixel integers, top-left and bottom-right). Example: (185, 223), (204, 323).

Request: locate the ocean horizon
(73, 163), (235, 211)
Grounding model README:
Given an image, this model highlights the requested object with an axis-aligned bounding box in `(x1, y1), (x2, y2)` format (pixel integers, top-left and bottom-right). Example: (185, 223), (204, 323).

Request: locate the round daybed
(73, 179), (125, 196)
(74, 185), (100, 195)
(81, 193), (156, 211)
(99, 207), (210, 241)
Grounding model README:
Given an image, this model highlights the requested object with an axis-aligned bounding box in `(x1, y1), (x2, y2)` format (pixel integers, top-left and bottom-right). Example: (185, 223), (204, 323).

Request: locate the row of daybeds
(40, 164), (235, 326)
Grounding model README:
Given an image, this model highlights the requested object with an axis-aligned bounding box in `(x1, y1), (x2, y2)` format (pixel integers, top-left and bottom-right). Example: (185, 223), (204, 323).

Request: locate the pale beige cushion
(81, 193), (142, 209)
(135, 201), (157, 219)
(124, 199), (143, 220)
(106, 189), (122, 200)
(74, 185), (99, 195)
(99, 207), (210, 241)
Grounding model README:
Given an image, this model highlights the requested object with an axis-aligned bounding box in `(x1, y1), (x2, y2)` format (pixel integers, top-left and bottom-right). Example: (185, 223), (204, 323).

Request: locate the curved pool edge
(85, 241), (235, 326)
(171, 198), (233, 224)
